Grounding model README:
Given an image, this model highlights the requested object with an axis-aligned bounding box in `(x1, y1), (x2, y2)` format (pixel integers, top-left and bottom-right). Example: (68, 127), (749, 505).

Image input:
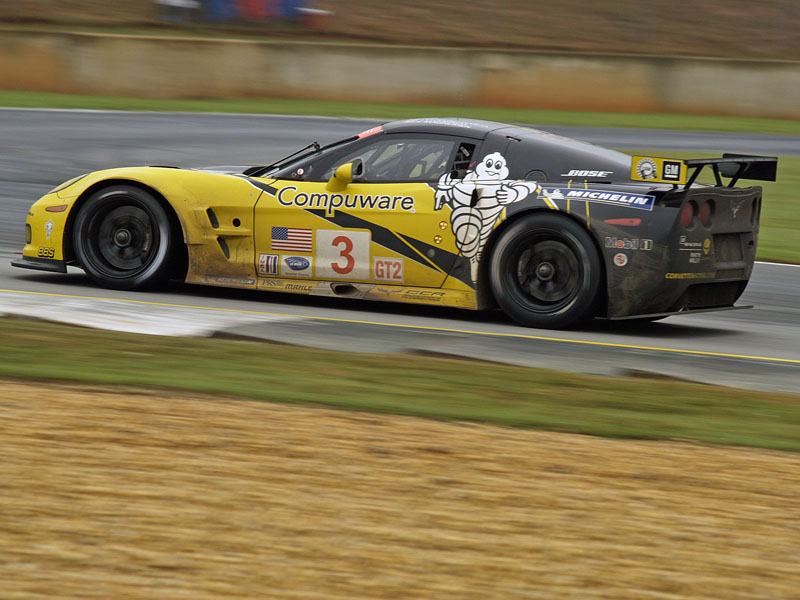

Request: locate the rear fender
(476, 205), (607, 312)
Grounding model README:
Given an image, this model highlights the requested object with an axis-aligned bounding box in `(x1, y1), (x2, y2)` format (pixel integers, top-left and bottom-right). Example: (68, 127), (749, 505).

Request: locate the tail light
(680, 201), (696, 228)
(698, 199), (714, 228)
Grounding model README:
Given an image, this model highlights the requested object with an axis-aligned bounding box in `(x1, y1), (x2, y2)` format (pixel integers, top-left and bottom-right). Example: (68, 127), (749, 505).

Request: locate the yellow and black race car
(12, 118), (777, 329)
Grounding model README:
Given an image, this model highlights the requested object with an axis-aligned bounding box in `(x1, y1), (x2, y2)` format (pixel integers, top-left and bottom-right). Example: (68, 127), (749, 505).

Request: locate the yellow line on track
(2, 287), (799, 366)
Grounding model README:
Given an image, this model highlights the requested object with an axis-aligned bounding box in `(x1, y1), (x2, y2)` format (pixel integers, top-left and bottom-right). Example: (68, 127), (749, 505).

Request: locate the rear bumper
(607, 303), (752, 321)
(11, 255), (67, 273)
(601, 185), (761, 318)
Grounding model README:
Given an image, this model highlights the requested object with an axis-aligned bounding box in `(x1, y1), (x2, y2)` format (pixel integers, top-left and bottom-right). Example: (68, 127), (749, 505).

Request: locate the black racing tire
(73, 185), (174, 290)
(489, 213), (602, 329)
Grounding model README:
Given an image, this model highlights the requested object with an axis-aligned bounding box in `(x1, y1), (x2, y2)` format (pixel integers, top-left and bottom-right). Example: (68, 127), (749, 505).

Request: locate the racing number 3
(316, 229), (370, 280)
(331, 235), (355, 274)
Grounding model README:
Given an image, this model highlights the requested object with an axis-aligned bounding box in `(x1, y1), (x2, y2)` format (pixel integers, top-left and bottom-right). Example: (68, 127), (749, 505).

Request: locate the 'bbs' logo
(37, 246), (55, 258)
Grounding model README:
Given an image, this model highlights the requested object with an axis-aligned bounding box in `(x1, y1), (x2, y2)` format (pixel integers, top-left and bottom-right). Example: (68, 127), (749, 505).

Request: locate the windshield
(248, 136), (360, 179)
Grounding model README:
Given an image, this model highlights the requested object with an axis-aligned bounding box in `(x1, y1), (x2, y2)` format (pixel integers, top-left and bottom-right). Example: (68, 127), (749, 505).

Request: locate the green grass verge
(3, 90), (797, 262)
(3, 90), (800, 135)
(755, 157), (800, 263)
(2, 318), (799, 451)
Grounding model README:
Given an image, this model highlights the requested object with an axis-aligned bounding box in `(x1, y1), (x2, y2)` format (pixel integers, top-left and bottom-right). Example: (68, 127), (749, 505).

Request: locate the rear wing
(630, 154), (778, 189)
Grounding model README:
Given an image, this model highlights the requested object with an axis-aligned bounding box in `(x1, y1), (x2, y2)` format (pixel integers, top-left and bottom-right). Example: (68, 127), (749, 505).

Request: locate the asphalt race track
(1, 109), (798, 394)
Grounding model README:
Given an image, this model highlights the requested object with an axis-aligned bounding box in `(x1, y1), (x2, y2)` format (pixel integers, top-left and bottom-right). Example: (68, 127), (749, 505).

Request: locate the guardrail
(1, 30), (798, 119)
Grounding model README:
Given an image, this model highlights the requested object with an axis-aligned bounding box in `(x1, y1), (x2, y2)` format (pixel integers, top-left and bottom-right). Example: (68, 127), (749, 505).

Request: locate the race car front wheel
(73, 185), (174, 290)
(489, 213), (601, 329)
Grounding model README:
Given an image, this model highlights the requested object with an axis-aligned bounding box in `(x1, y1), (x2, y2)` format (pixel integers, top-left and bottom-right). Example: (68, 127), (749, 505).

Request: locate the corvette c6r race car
(12, 118), (777, 329)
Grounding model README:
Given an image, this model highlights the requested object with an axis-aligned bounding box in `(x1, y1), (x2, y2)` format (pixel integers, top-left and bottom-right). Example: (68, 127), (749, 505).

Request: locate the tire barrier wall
(2, 30), (799, 119)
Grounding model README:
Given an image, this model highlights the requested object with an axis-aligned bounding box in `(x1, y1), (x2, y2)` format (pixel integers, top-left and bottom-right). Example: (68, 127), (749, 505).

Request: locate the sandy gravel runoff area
(2, 379), (800, 599)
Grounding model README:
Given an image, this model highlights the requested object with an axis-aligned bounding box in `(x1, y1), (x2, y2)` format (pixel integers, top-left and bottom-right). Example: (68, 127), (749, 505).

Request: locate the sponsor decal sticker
(258, 253), (279, 276)
(204, 275), (256, 285)
(561, 170), (613, 178)
(635, 158), (658, 180)
(45, 219), (54, 241)
(284, 256), (309, 270)
(631, 156), (687, 184)
(376, 287), (404, 296)
(281, 255), (313, 278)
(412, 118), (474, 128)
(678, 236), (710, 252)
(285, 283), (313, 291)
(272, 226), (312, 253)
(605, 237), (653, 251)
(372, 288), (446, 302)
(665, 272), (716, 279)
(613, 253), (628, 267)
(276, 186), (415, 217)
(731, 199), (745, 219)
(661, 160), (683, 182)
(37, 246), (55, 258)
(402, 290), (446, 302)
(544, 188), (655, 211)
(358, 125), (383, 139)
(374, 257), (404, 282)
(688, 251), (704, 264)
(435, 152), (540, 281)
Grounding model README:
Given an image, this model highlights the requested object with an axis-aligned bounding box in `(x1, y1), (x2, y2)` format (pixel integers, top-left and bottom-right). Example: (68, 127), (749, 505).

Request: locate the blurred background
(1, 0), (798, 60)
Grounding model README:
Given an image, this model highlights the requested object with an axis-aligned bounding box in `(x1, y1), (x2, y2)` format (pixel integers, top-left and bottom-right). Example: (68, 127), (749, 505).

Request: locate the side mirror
(326, 158), (363, 192)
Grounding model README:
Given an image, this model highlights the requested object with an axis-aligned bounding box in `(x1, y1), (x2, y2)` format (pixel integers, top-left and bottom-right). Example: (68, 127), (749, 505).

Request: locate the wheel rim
(83, 199), (159, 279)
(508, 232), (584, 313)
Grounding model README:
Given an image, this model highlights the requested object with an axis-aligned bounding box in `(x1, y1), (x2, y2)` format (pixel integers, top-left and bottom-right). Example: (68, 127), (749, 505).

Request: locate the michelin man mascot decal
(434, 152), (540, 282)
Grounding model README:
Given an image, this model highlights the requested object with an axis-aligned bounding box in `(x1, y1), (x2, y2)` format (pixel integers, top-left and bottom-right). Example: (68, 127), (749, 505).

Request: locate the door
(253, 133), (478, 288)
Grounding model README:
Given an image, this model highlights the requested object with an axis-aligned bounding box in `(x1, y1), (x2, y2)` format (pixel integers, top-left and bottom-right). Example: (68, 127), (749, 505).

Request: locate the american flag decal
(271, 227), (312, 252)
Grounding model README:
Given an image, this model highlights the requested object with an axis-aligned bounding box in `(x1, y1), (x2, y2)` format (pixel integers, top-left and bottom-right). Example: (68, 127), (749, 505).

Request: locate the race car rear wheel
(489, 213), (601, 329)
(73, 185), (174, 290)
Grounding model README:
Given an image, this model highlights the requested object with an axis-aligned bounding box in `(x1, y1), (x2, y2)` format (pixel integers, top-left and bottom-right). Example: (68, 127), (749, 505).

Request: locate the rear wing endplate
(630, 154), (777, 189)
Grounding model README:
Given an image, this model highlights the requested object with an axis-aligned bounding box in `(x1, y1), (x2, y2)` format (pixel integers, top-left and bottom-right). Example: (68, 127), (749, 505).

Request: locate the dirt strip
(2, 379), (799, 599)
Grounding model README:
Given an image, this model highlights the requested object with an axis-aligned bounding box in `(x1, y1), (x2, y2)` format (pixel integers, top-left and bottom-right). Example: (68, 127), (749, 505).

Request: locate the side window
(452, 142), (476, 177)
(322, 137), (456, 183)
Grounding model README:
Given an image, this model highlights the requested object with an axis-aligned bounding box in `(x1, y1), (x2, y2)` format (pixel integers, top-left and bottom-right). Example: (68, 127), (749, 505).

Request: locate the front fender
(21, 168), (266, 282)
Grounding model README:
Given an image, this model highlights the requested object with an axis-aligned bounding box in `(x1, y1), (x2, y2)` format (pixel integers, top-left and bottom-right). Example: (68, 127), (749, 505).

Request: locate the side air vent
(207, 208), (220, 229)
(217, 238), (230, 259)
